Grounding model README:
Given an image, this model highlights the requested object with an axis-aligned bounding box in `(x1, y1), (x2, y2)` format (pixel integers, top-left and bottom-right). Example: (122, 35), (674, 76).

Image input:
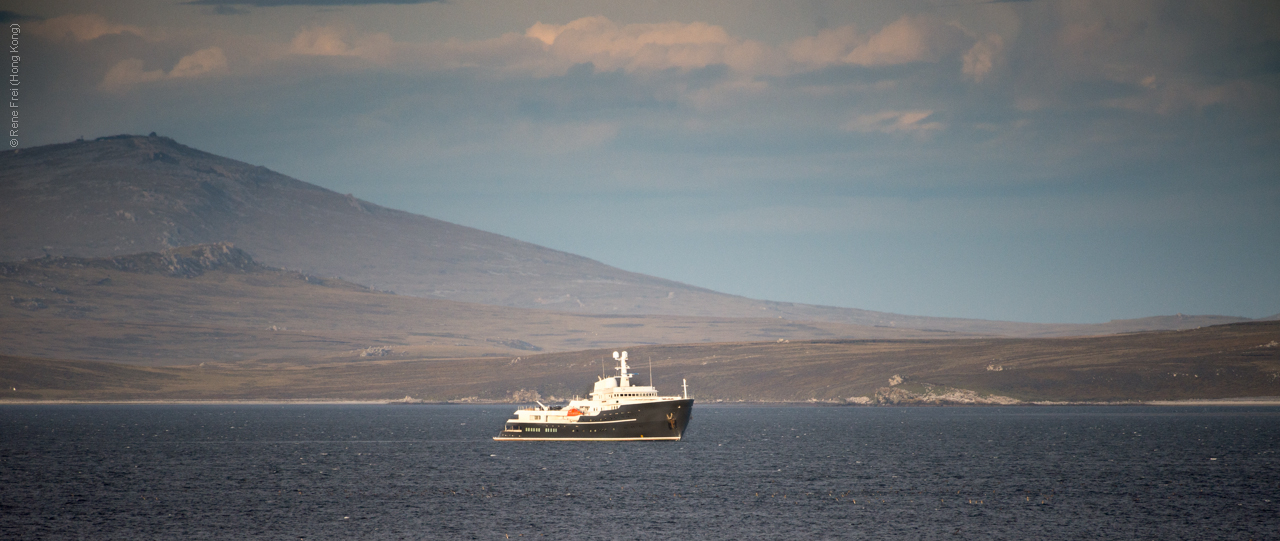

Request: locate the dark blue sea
(2, 405), (1277, 540)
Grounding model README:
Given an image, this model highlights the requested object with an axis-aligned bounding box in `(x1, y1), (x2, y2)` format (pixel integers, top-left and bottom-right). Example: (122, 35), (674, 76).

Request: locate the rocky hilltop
(1, 135), (720, 308)
(0, 136), (1255, 337)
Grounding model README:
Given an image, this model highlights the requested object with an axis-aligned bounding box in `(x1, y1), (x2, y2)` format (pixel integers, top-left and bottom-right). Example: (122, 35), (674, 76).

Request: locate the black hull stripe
(493, 436), (681, 441)
(547, 418), (636, 425)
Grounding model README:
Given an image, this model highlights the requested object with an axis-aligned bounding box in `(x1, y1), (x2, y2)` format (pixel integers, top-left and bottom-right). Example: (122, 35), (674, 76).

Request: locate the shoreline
(1143, 397), (1280, 406)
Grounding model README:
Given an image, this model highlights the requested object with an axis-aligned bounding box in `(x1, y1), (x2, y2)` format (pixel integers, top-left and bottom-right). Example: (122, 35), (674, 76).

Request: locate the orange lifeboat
(567, 408), (583, 416)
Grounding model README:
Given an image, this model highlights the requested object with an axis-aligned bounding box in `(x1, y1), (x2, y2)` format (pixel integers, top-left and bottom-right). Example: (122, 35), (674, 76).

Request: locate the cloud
(962, 34), (1003, 82)
(289, 26), (392, 60)
(787, 26), (859, 66)
(211, 5), (251, 15)
(843, 110), (944, 135)
(168, 47), (230, 78)
(789, 16), (969, 69)
(502, 15), (978, 77)
(28, 14), (146, 42)
(101, 47), (228, 90)
(1000, 1), (1280, 116)
(101, 59), (166, 87)
(524, 16), (783, 75)
(217, 15), (986, 84)
(291, 26), (352, 56)
(410, 33), (550, 73)
(845, 17), (933, 66)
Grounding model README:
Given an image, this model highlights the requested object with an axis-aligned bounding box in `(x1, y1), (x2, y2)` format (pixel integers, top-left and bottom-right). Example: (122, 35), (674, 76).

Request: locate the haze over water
(2, 405), (1276, 539)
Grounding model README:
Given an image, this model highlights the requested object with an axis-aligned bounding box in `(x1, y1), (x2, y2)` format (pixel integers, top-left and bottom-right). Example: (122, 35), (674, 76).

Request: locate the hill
(3, 320), (1276, 403)
(0, 136), (1253, 337)
(0, 244), (956, 367)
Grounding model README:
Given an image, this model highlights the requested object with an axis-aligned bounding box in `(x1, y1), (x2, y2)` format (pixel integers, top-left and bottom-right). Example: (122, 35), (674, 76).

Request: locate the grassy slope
(3, 246), (1275, 403)
(3, 322), (1277, 403)
(0, 247), (957, 367)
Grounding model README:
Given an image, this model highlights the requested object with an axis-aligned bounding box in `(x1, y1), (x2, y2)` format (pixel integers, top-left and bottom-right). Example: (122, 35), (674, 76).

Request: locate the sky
(5, 0), (1279, 324)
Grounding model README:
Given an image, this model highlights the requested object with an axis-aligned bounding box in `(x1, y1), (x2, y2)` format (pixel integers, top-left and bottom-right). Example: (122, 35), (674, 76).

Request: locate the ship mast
(613, 350), (631, 388)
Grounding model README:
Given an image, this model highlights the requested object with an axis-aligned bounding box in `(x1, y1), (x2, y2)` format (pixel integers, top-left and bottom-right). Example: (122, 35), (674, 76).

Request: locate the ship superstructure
(493, 350), (693, 441)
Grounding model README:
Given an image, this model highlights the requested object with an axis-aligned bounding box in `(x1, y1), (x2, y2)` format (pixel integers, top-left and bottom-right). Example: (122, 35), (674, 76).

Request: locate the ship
(493, 350), (693, 441)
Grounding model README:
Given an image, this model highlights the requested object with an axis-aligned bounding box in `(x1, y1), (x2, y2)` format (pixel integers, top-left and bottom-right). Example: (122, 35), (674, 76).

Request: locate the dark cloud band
(0, 10), (41, 23)
(188, 0), (444, 6)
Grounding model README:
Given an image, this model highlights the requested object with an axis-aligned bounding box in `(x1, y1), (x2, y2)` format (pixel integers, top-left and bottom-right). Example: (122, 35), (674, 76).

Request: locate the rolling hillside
(2, 244), (1275, 404)
(0, 243), (956, 367)
(4, 320), (1276, 403)
(0, 136), (1253, 337)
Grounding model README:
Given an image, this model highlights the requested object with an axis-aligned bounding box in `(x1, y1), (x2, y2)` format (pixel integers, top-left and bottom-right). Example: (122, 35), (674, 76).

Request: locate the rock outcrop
(873, 385), (1023, 406)
(1, 242), (260, 278)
